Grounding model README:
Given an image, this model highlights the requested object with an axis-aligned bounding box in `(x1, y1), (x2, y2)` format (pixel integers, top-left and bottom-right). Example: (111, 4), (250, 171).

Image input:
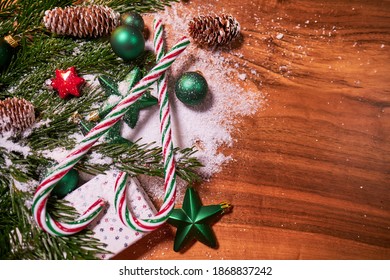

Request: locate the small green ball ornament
(110, 25), (145, 61)
(51, 168), (80, 199)
(175, 72), (208, 106)
(121, 12), (144, 31)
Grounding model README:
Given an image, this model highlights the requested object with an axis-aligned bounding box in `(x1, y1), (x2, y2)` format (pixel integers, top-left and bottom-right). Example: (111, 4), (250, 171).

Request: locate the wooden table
(114, 0), (390, 259)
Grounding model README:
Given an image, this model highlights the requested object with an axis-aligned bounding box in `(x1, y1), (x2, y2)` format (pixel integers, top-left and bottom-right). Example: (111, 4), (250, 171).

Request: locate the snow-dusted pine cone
(188, 14), (241, 46)
(0, 97), (35, 134)
(43, 5), (120, 38)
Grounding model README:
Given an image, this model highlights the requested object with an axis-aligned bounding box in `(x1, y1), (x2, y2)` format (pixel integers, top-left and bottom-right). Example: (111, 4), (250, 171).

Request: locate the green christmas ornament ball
(121, 12), (145, 31)
(110, 25), (145, 61)
(0, 37), (14, 72)
(175, 72), (208, 106)
(51, 168), (80, 199)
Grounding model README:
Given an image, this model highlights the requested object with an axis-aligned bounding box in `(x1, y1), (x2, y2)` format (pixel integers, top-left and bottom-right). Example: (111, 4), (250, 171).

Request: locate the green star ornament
(123, 93), (158, 128)
(78, 67), (157, 145)
(167, 187), (231, 252)
(96, 67), (158, 128)
(77, 116), (132, 146)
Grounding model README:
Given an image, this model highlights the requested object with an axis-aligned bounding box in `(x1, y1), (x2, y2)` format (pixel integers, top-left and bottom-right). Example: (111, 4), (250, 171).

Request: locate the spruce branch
(0, 176), (110, 260)
(77, 141), (203, 183)
(0, 0), (74, 38)
(91, 0), (178, 13)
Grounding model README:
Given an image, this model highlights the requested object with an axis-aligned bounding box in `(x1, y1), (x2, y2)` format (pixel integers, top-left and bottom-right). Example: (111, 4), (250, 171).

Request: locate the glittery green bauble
(51, 168), (79, 199)
(110, 26), (145, 61)
(175, 72), (208, 106)
(121, 12), (144, 31)
(0, 37), (13, 72)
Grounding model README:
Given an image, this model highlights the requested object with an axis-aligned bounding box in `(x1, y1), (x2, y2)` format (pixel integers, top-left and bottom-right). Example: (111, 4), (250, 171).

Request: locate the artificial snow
(0, 133), (31, 157)
(120, 5), (262, 179)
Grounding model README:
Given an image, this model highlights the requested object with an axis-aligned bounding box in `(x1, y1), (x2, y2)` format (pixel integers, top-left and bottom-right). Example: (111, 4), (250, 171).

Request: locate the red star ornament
(51, 66), (85, 99)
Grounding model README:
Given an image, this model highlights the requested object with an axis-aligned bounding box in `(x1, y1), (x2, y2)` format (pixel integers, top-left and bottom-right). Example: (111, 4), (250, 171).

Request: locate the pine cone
(188, 14), (241, 46)
(43, 5), (120, 38)
(0, 97), (35, 134)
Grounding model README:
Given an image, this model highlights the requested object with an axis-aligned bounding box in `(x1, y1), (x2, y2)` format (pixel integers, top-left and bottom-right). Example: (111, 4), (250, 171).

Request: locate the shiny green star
(78, 67), (158, 145)
(167, 187), (231, 252)
(78, 116), (132, 146)
(122, 92), (158, 128)
(97, 67), (158, 128)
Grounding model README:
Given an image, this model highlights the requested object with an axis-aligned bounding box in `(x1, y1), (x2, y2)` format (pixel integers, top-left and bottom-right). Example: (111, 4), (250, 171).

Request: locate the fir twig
(77, 141), (203, 183)
(92, 0), (178, 13)
(0, 179), (110, 260)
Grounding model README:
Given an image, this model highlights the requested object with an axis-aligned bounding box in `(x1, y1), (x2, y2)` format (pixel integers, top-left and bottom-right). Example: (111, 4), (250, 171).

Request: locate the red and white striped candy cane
(32, 37), (190, 236)
(114, 19), (178, 232)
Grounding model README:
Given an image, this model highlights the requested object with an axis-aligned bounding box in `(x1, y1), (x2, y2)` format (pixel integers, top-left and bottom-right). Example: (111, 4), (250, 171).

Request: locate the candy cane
(32, 37), (190, 236)
(114, 19), (177, 232)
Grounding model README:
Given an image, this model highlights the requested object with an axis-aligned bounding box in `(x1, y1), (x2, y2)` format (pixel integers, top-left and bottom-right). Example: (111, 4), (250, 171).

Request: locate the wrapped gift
(65, 170), (156, 259)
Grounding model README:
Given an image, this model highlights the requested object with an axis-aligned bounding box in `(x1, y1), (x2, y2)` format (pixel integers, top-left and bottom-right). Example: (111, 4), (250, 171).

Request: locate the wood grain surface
(113, 0), (390, 260)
